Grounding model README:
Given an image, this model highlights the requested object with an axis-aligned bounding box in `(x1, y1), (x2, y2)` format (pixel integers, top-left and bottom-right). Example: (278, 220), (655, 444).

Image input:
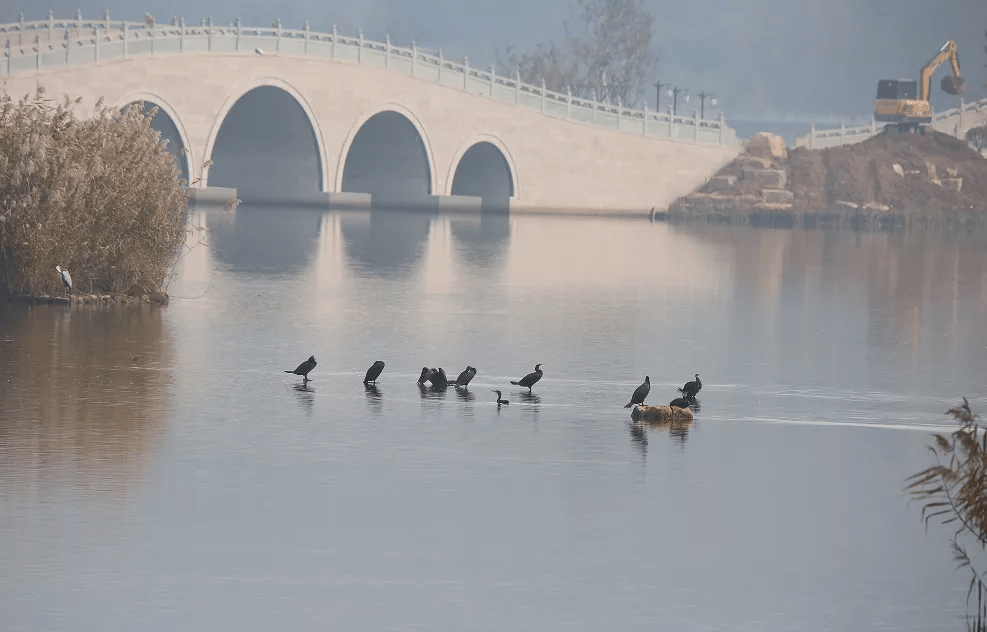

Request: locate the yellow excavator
(875, 39), (966, 134)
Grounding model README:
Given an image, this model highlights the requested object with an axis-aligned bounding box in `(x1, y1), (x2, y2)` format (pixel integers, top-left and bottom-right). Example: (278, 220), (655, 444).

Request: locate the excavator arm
(920, 40), (965, 101)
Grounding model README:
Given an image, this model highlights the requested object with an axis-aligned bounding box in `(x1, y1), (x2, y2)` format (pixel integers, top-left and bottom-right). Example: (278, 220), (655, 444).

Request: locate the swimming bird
(417, 367), (431, 385)
(492, 390), (510, 405)
(285, 355), (317, 381)
(681, 374), (702, 398)
(363, 360), (385, 384)
(624, 376), (651, 408)
(55, 265), (72, 295)
(511, 363), (543, 392)
(456, 366), (477, 387)
(669, 397), (692, 409)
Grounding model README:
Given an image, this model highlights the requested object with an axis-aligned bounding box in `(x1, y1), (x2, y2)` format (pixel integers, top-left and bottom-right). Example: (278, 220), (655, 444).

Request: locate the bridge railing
(0, 12), (737, 148)
(794, 97), (987, 149)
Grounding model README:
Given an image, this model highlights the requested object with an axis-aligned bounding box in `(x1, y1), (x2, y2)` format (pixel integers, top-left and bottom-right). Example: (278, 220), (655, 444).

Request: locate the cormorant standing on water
(418, 367), (430, 385)
(511, 363), (543, 392)
(492, 390), (510, 405)
(624, 376), (651, 408)
(681, 374), (702, 398)
(428, 368), (449, 389)
(285, 356), (317, 381)
(364, 360), (385, 384)
(669, 397), (692, 409)
(456, 366), (477, 387)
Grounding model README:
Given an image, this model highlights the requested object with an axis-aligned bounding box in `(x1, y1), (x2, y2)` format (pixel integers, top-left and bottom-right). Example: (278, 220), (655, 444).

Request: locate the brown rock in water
(630, 405), (694, 423)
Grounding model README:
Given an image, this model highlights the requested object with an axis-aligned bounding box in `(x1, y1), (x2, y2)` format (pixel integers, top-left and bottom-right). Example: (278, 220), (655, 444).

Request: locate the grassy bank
(0, 86), (189, 298)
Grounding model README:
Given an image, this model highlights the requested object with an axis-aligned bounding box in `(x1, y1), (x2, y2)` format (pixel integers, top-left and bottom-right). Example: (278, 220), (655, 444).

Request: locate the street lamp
(653, 80), (671, 111)
(697, 91), (718, 119)
(666, 86), (689, 116)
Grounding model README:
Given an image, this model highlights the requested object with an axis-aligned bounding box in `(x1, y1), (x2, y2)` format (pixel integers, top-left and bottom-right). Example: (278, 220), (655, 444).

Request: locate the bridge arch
(446, 134), (520, 203)
(336, 104), (437, 207)
(116, 93), (194, 184)
(203, 78), (327, 200)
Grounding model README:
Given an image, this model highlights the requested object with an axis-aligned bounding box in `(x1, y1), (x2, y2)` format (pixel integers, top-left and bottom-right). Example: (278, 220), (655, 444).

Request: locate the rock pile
(670, 130), (987, 227)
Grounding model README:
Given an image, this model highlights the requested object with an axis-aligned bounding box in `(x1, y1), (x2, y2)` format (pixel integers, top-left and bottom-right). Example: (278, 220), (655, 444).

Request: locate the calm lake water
(2, 207), (986, 631)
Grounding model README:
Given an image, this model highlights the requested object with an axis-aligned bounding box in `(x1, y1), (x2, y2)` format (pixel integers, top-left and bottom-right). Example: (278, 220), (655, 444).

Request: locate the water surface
(2, 209), (985, 631)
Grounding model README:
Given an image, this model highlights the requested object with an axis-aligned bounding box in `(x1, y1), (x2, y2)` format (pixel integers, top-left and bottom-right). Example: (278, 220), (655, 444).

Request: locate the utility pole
(697, 91), (717, 119)
(653, 80), (671, 111)
(670, 86), (688, 116)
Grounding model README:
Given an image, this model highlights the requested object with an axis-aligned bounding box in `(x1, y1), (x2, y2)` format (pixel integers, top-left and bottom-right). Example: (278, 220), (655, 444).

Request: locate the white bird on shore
(55, 265), (72, 295)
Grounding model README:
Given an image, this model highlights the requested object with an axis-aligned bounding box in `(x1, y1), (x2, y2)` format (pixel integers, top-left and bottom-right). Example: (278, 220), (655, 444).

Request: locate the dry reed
(0, 85), (189, 298)
(906, 398), (987, 631)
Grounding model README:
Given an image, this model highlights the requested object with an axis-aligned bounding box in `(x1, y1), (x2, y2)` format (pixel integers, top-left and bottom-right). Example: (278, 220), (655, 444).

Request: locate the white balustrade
(0, 15), (737, 146)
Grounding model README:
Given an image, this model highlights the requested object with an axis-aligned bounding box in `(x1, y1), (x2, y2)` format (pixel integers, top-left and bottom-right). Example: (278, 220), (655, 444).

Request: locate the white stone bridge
(1, 13), (740, 214)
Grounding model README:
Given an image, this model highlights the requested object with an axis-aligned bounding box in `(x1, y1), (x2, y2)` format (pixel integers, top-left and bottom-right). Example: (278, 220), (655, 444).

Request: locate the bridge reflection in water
(188, 204), (512, 279)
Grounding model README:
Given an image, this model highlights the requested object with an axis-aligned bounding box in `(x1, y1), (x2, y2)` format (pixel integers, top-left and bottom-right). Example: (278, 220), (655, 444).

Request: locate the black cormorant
(624, 376), (651, 408)
(456, 366), (477, 387)
(681, 374), (702, 398)
(285, 355), (317, 381)
(428, 368), (449, 389)
(55, 265), (72, 295)
(511, 363), (543, 392)
(492, 390), (510, 405)
(669, 397), (692, 409)
(364, 360), (385, 384)
(418, 367), (431, 385)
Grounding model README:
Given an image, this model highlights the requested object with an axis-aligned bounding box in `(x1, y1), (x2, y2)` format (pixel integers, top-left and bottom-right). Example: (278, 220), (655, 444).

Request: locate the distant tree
(498, 0), (658, 107)
(967, 126), (987, 156)
(906, 399), (987, 631)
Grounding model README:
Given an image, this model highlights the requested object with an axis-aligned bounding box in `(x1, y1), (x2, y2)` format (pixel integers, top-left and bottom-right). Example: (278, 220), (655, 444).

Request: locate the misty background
(3, 0), (986, 138)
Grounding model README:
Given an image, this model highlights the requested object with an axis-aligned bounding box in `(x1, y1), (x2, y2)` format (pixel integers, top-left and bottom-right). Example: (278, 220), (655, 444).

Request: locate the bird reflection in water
(364, 383), (383, 415)
(455, 386), (476, 403)
(630, 415), (695, 450)
(293, 382), (315, 416)
(514, 391), (541, 424)
(628, 422), (648, 458)
(516, 392), (541, 405)
(419, 382), (449, 399)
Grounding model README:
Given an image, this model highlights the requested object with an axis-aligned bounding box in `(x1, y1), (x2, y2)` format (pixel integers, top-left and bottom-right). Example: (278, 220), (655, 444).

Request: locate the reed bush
(907, 399), (987, 630)
(0, 86), (189, 297)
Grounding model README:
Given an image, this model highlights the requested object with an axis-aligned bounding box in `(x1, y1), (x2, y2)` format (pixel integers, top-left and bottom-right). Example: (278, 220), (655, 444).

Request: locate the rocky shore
(9, 292), (169, 306)
(667, 130), (987, 229)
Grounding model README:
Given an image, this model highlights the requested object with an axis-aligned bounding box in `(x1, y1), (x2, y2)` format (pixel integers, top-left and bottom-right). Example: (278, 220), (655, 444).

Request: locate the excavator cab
(876, 79), (917, 101)
(875, 79), (931, 130)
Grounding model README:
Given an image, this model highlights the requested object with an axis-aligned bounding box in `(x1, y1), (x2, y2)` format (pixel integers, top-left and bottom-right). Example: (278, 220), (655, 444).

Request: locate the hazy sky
(4, 0), (986, 121)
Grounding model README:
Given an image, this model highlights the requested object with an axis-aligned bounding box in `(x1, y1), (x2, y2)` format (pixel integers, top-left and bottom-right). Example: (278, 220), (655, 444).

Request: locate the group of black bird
(623, 373), (702, 410)
(285, 357), (699, 410)
(285, 357), (544, 406)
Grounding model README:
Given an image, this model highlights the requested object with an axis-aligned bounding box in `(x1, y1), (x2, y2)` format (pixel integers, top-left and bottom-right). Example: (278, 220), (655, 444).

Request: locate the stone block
(734, 155), (770, 169)
(706, 175), (737, 191)
(863, 201), (891, 212)
(762, 188), (794, 203)
(746, 132), (788, 160)
(743, 168), (787, 189)
(941, 177), (963, 192)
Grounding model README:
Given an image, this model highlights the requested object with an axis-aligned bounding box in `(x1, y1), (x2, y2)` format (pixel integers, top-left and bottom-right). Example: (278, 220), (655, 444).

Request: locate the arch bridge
(1, 13), (741, 214)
